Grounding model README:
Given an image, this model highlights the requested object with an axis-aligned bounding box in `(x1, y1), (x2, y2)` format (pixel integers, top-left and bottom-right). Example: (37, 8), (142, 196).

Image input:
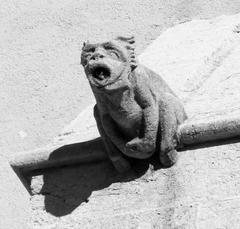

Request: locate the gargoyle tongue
(99, 71), (105, 80)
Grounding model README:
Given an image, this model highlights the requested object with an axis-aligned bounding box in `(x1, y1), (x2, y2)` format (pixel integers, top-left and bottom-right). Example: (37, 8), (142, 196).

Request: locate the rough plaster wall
(2, 0), (240, 154)
(1, 0), (240, 228)
(0, 157), (31, 229)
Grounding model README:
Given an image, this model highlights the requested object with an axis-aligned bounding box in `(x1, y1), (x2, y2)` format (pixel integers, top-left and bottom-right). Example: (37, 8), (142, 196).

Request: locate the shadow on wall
(28, 141), (162, 217)
(22, 134), (240, 217)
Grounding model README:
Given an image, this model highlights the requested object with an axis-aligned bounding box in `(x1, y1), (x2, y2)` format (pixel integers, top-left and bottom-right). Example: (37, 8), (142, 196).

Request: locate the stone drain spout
(10, 114), (240, 173)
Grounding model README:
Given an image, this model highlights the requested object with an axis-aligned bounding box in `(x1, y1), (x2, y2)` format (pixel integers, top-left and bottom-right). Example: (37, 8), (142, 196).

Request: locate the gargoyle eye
(109, 50), (119, 59)
(104, 46), (113, 50)
(84, 46), (95, 53)
(103, 43), (114, 50)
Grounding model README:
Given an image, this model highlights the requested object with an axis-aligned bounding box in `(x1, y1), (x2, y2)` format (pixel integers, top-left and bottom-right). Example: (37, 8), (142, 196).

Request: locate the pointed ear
(115, 36), (135, 44)
(82, 40), (89, 50)
(115, 36), (137, 70)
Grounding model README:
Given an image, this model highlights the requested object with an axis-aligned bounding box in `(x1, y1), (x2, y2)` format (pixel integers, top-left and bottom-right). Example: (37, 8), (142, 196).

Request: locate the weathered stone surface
(139, 14), (240, 102)
(0, 157), (31, 229)
(28, 13), (240, 228)
(30, 143), (240, 228)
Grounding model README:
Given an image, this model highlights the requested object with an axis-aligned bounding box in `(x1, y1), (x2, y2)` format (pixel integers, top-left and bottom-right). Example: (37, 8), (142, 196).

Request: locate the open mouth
(91, 66), (111, 81)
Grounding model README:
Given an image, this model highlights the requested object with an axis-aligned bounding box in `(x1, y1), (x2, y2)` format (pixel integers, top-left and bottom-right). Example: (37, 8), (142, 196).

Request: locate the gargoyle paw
(126, 137), (144, 151)
(125, 137), (154, 159)
(159, 149), (178, 168)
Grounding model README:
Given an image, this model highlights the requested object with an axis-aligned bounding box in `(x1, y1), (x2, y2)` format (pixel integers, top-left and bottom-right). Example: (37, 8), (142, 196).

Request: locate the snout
(90, 47), (106, 61)
(90, 52), (105, 61)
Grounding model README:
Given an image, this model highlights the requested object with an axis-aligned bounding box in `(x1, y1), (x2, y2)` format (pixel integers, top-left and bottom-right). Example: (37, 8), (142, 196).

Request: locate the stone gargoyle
(81, 36), (187, 173)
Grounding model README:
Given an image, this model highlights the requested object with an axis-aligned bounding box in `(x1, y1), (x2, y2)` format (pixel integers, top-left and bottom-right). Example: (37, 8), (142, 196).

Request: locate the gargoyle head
(81, 36), (137, 90)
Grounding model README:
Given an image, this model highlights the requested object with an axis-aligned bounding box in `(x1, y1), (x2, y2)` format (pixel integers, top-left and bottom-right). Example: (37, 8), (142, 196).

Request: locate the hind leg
(158, 97), (186, 167)
(158, 113), (178, 167)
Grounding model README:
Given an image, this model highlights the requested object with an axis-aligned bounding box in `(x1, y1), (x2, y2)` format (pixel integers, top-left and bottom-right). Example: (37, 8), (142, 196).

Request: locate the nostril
(91, 53), (104, 60)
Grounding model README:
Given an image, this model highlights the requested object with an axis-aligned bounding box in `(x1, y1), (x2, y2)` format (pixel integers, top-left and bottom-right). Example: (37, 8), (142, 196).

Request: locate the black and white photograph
(1, 1), (240, 228)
